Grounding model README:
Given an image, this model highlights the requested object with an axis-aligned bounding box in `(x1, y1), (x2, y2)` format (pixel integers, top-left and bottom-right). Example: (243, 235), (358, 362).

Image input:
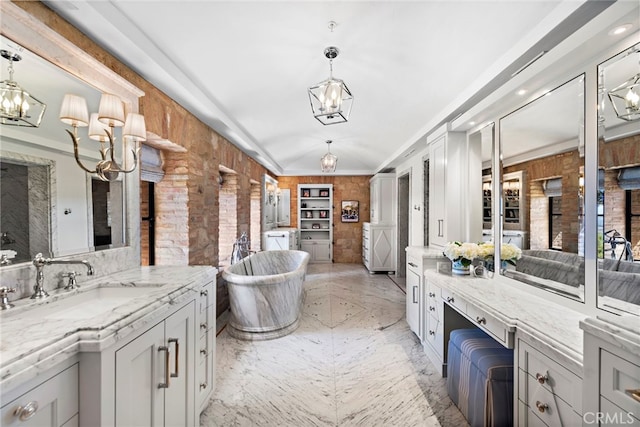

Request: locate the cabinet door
(165, 303), (196, 427)
(406, 268), (420, 337)
(370, 179), (379, 222)
(313, 242), (332, 262)
(1, 364), (78, 427)
(371, 227), (395, 271)
(115, 321), (165, 427)
(429, 137), (447, 246)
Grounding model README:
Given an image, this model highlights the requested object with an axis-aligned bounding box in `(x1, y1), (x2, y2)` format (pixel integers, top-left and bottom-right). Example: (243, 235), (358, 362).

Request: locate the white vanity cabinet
(197, 281), (216, 412)
(517, 339), (583, 427)
(582, 317), (640, 426)
(405, 252), (424, 339)
(369, 173), (396, 225)
(427, 128), (465, 248)
(113, 301), (196, 427)
(80, 299), (197, 426)
(0, 361), (79, 427)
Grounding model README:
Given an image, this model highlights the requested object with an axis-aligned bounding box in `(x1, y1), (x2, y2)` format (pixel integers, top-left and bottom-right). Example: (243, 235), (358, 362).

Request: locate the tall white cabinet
(363, 173), (396, 273)
(427, 127), (466, 247)
(298, 184), (333, 263)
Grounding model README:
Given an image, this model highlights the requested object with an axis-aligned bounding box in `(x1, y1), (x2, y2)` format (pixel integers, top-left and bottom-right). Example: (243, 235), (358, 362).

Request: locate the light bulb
(625, 88), (639, 110)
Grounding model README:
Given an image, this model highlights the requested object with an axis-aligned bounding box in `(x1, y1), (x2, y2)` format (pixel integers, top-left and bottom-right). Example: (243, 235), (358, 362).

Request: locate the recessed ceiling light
(469, 121), (476, 126)
(516, 89), (527, 96)
(608, 24), (632, 36)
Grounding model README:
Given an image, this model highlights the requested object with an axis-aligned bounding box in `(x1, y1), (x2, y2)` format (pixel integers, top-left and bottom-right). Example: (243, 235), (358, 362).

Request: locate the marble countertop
(0, 265), (217, 392)
(580, 314), (640, 357)
(424, 270), (588, 375)
(406, 246), (448, 258)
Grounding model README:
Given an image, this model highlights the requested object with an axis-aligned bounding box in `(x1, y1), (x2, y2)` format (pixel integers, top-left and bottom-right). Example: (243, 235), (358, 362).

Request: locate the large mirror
(0, 35), (127, 266)
(597, 42), (640, 315)
(499, 74), (586, 302)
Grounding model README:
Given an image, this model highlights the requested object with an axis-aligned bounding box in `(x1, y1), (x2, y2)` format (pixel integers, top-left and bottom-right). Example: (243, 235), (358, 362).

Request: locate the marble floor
(201, 263), (468, 427)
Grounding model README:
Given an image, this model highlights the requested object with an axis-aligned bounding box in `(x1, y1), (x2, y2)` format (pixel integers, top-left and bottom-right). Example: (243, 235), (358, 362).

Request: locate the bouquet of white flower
(443, 241), (479, 267)
(476, 241), (522, 268)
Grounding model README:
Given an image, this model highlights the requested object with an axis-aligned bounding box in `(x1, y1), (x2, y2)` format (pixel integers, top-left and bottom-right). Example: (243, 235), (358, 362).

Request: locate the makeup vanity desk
(424, 269), (590, 426)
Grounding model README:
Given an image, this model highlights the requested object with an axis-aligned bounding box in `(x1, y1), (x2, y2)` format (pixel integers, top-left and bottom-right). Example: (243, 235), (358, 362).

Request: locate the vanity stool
(447, 328), (514, 427)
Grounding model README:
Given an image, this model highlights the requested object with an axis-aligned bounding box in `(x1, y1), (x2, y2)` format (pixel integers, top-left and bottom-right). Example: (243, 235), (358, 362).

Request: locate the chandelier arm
(65, 129), (97, 174)
(118, 146), (140, 174)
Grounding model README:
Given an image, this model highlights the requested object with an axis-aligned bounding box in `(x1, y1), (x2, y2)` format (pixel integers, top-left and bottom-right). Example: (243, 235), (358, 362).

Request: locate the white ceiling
(10, 1), (633, 175)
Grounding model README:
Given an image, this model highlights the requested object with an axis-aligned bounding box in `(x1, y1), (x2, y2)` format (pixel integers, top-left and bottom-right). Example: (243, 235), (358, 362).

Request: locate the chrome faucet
(31, 253), (95, 299)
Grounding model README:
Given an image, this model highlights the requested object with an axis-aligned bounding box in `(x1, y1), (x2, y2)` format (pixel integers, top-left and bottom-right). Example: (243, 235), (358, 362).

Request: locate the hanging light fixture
(59, 93), (146, 181)
(320, 140), (338, 172)
(0, 49), (46, 127)
(308, 44), (354, 125)
(607, 48), (640, 121)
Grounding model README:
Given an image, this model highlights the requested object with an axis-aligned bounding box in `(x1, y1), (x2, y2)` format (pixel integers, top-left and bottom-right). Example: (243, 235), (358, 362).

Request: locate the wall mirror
(499, 74), (586, 302)
(277, 188), (291, 227)
(261, 174), (278, 231)
(597, 42), (640, 316)
(0, 35), (127, 267)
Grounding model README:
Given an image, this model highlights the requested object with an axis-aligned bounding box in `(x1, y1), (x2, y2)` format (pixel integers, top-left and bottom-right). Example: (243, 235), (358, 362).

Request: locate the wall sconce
(0, 49), (46, 127)
(59, 93), (146, 181)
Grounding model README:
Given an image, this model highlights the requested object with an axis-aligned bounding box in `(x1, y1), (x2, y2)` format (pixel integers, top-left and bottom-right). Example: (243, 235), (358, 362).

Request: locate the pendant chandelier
(59, 93), (146, 181)
(607, 48), (640, 122)
(0, 49), (46, 127)
(308, 46), (354, 125)
(321, 140), (338, 173)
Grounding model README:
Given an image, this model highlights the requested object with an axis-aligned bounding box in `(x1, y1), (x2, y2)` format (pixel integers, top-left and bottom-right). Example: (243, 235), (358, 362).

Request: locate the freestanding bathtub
(222, 250), (310, 340)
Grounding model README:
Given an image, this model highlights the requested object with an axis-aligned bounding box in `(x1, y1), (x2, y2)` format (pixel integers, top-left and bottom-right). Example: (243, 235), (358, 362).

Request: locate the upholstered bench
(447, 328), (514, 427)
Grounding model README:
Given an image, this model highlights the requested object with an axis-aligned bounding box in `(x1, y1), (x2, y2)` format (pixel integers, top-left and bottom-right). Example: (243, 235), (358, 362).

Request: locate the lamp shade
(123, 113), (147, 141)
(59, 94), (89, 127)
(97, 93), (125, 127)
(88, 113), (111, 142)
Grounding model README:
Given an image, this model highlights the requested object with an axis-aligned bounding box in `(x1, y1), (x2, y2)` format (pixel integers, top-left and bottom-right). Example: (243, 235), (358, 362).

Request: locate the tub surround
(0, 265), (217, 393)
(223, 250), (309, 340)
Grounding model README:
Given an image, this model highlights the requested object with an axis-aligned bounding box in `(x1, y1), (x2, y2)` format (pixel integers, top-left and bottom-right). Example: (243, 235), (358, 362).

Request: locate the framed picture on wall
(341, 200), (359, 223)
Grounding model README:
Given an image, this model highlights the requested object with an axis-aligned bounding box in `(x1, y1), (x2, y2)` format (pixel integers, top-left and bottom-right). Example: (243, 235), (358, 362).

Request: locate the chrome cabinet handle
(200, 289), (208, 297)
(168, 338), (179, 378)
(408, 262), (418, 268)
(535, 401), (549, 413)
(14, 401), (38, 421)
(158, 345), (170, 388)
(476, 316), (486, 325)
(626, 388), (640, 402)
(200, 348), (208, 356)
(200, 382), (208, 390)
(536, 373), (548, 384)
(438, 219), (444, 237)
(446, 296), (454, 303)
(428, 292), (436, 297)
(429, 330), (435, 336)
(413, 286), (418, 304)
(429, 306), (435, 311)
(200, 322), (208, 329)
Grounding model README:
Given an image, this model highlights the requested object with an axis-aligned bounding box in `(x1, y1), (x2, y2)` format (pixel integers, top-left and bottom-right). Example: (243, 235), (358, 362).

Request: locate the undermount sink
(20, 286), (156, 321)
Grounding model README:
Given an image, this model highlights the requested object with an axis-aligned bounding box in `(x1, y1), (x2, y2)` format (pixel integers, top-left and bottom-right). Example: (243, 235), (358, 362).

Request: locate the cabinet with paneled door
(298, 184), (333, 263)
(197, 281), (216, 412)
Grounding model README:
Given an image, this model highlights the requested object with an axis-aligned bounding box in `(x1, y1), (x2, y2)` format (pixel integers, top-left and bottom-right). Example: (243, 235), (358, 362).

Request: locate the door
(115, 321), (165, 427)
(406, 268), (420, 336)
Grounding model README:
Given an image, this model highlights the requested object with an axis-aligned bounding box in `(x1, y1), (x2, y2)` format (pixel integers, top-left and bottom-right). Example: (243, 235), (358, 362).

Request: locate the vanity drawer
(441, 288), (466, 313)
(600, 395), (640, 425)
(520, 368), (582, 427)
(406, 254), (421, 273)
(600, 349), (640, 416)
(466, 304), (507, 345)
(518, 340), (582, 413)
(425, 314), (444, 358)
(518, 400), (552, 427)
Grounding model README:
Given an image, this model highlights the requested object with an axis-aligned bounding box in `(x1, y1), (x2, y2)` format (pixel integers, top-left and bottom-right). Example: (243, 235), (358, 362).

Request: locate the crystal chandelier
(308, 46), (354, 125)
(59, 93), (146, 181)
(0, 49), (46, 127)
(320, 140), (338, 172)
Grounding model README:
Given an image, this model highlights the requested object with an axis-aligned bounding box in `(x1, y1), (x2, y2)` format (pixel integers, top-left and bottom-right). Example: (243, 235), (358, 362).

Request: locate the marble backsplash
(0, 246), (140, 301)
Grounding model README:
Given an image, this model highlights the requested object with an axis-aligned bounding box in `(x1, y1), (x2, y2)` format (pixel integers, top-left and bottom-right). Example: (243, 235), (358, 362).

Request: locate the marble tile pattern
(222, 250), (310, 340)
(0, 265), (217, 392)
(425, 270), (588, 374)
(202, 263), (468, 426)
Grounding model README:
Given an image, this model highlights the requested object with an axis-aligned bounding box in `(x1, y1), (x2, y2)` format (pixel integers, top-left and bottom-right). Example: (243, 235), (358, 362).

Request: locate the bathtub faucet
(231, 232), (251, 264)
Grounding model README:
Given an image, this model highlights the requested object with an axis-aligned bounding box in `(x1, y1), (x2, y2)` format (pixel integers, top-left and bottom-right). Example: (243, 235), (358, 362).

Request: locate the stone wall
(277, 176), (372, 263)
